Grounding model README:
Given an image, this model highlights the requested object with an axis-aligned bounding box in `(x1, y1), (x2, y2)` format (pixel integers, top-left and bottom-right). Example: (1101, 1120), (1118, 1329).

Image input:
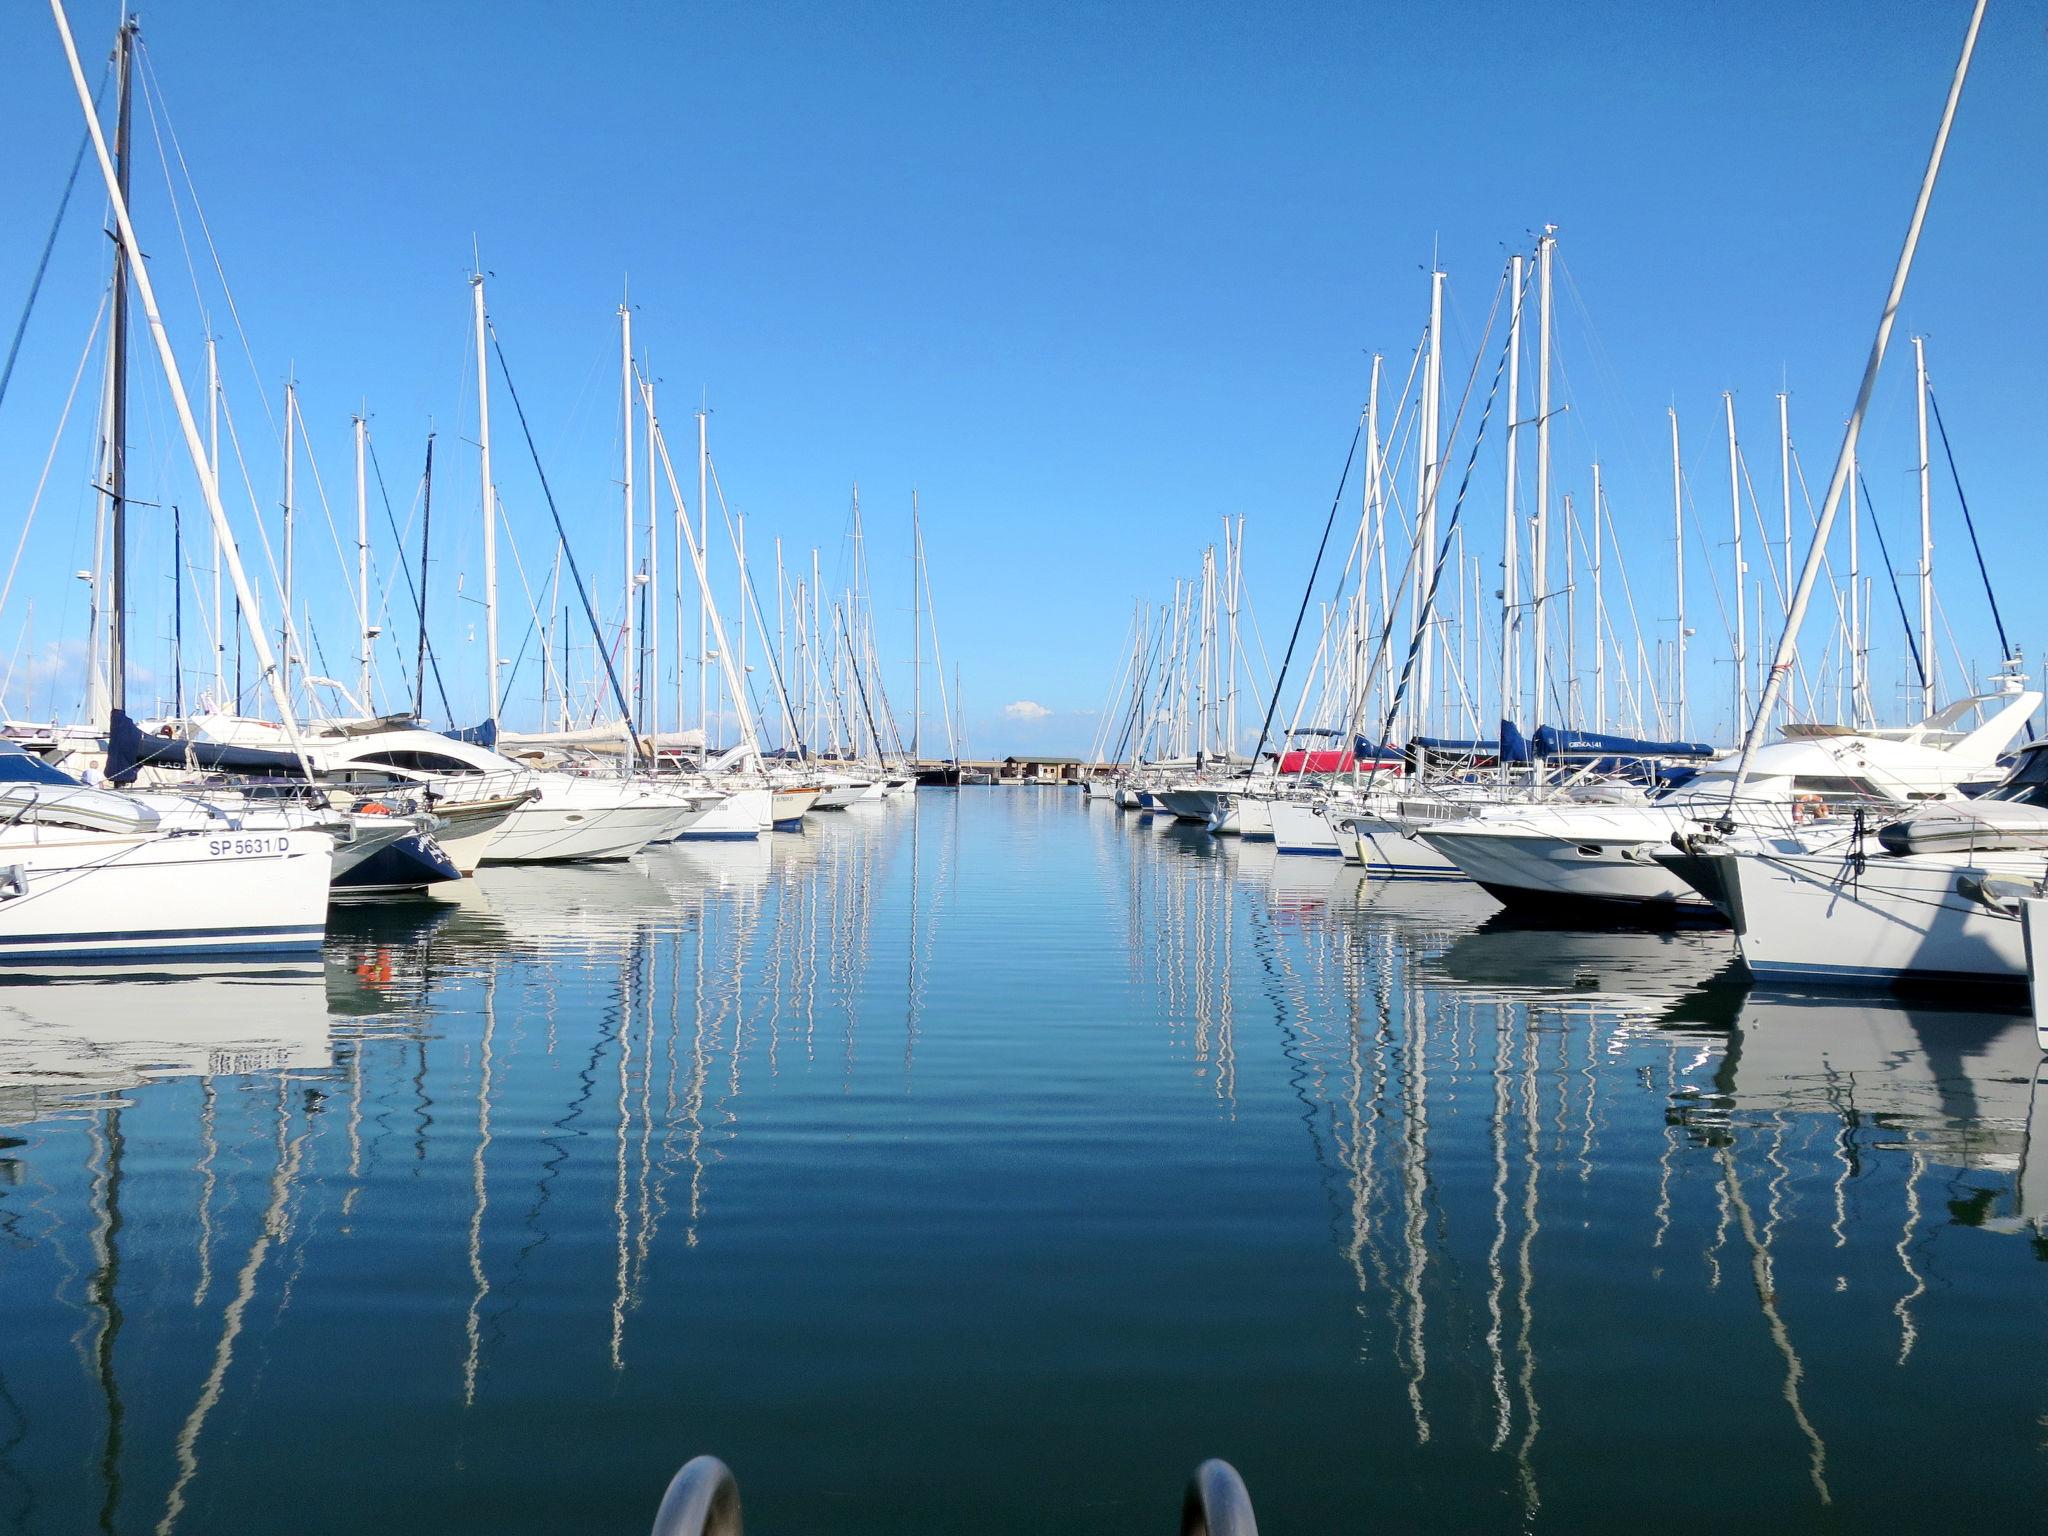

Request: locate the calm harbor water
(2, 788), (2044, 1534)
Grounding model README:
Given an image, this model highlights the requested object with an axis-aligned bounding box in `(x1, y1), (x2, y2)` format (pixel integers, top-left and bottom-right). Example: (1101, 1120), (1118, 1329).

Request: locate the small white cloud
(1003, 699), (1052, 721)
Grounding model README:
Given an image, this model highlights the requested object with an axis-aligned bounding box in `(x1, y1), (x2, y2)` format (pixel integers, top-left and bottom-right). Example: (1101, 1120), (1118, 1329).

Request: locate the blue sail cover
(1531, 726), (1714, 761)
(1498, 719), (1533, 765)
(444, 719), (498, 750)
(1410, 736), (1497, 757)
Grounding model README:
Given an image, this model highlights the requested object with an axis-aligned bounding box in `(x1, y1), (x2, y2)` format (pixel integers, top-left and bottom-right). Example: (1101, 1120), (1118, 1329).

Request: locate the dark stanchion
(1181, 1458), (1258, 1536)
(649, 1455), (743, 1536)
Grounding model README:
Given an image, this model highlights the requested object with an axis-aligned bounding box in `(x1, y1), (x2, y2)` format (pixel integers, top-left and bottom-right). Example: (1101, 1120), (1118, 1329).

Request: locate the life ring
(1793, 793), (1828, 823)
(358, 800), (394, 816)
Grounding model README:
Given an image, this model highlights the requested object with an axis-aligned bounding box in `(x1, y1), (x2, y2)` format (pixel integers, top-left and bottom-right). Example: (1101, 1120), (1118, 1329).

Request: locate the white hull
(418, 795), (525, 877)
(1269, 798), (1341, 857)
(483, 778), (678, 863)
(1723, 846), (2038, 986)
(1209, 793), (1273, 839)
(771, 787), (822, 826)
(672, 786), (772, 840)
(0, 828), (332, 960)
(810, 783), (869, 810)
(1346, 815), (1464, 880)
(1419, 823), (1704, 910)
(1153, 787), (1223, 823)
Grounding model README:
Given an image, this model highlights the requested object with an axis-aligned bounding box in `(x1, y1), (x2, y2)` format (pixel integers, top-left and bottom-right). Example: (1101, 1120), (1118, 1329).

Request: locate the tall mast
(1913, 335), (1934, 714)
(1777, 391), (1794, 624)
(354, 413), (371, 713)
(697, 407), (709, 745)
(619, 304), (636, 732)
(1723, 393), (1748, 731)
(1501, 253), (1524, 732)
(206, 336), (223, 704)
(472, 273), (500, 734)
(1591, 463), (1605, 732)
(1669, 408), (1686, 739)
(1848, 446), (1863, 723)
(105, 14), (135, 723)
(52, 0), (311, 766)
(1366, 353), (1388, 729)
(1728, 0), (1983, 794)
(1562, 493), (1577, 721)
(282, 378), (296, 712)
(645, 368), (659, 741)
(415, 433), (434, 718)
(1532, 229), (1555, 732)
(1415, 265), (1444, 739)
(911, 489), (922, 763)
(1226, 515), (1241, 756)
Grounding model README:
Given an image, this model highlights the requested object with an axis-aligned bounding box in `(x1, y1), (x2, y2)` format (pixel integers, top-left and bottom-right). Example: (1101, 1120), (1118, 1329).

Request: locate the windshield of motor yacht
(1981, 745), (2048, 808)
(1663, 768), (1882, 803)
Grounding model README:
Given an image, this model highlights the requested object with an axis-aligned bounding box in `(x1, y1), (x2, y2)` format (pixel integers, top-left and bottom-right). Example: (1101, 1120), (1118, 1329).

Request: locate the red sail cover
(1277, 749), (1403, 775)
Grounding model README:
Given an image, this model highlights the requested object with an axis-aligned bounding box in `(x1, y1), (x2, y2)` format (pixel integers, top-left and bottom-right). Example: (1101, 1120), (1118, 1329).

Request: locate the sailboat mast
(282, 378), (296, 712)
(619, 305), (637, 733)
(1913, 335), (1934, 714)
(1415, 266), (1444, 739)
(695, 408), (710, 745)
(105, 15), (134, 722)
(1777, 392), (1793, 628)
(911, 490), (922, 763)
(646, 370), (659, 741)
(1669, 408), (1686, 739)
(206, 335), (223, 703)
(415, 433), (434, 719)
(354, 413), (371, 712)
(1500, 254), (1523, 732)
(1723, 392), (1747, 731)
(52, 0), (311, 765)
(1728, 0), (1983, 793)
(1591, 464), (1605, 733)
(1848, 448), (1863, 723)
(472, 273), (500, 734)
(1532, 229), (1555, 734)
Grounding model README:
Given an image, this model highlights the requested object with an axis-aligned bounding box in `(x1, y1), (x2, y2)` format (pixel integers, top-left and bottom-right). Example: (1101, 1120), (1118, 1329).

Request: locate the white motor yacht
(1412, 683), (2041, 919)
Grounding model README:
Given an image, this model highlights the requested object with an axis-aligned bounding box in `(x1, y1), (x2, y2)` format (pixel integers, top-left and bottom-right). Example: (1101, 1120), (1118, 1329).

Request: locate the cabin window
(347, 750), (481, 774)
(1984, 750), (2048, 808)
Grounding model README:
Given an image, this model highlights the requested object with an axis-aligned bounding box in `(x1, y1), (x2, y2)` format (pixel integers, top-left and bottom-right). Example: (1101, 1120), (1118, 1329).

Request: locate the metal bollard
(1181, 1458), (1257, 1536)
(649, 1455), (743, 1536)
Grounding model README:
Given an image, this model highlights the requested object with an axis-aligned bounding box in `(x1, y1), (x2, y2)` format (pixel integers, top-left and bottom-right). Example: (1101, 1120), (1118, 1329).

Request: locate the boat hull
(1270, 798), (1341, 856)
(672, 786), (772, 840)
(1418, 826), (1712, 913)
(1720, 847), (2035, 987)
(0, 829), (332, 961)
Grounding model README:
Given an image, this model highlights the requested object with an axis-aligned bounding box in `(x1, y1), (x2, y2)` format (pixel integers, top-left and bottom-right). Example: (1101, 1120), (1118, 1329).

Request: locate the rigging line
(1373, 267), (1514, 758)
(364, 433), (452, 721)
(705, 453), (808, 754)
(486, 320), (636, 733)
(0, 67), (108, 419)
(130, 40), (278, 441)
(132, 49), (212, 336)
(1857, 471), (1927, 700)
(0, 292), (108, 628)
(1926, 387), (2026, 728)
(288, 402), (362, 622)
(1267, 329), (1430, 780)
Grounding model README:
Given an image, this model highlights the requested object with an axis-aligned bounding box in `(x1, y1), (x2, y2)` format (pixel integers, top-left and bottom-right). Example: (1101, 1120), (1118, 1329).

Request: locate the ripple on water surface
(0, 789), (2043, 1535)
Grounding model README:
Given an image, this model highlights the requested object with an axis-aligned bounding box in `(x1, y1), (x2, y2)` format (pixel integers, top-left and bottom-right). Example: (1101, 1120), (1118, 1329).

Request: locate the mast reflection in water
(0, 791), (2043, 1535)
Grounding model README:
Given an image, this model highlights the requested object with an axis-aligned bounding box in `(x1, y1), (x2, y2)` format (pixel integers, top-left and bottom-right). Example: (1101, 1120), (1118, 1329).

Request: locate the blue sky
(0, 1), (2041, 755)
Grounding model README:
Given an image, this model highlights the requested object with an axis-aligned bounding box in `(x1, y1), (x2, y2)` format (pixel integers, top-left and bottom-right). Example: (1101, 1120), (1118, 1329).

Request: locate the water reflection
(0, 793), (2042, 1534)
